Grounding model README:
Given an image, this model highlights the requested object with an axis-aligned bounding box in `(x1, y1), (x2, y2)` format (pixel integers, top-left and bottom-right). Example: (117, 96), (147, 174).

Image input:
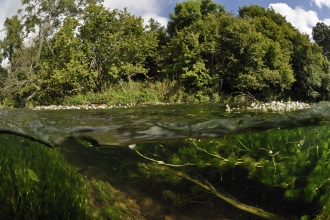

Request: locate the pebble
(32, 103), (135, 110)
(33, 101), (311, 112)
(246, 101), (310, 112)
(31, 102), (170, 110)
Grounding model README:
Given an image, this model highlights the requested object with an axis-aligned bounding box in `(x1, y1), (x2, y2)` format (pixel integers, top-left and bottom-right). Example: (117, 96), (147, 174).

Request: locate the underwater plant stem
(272, 157), (276, 174)
(193, 141), (228, 161)
(145, 163), (288, 220)
(237, 139), (253, 152)
(134, 149), (195, 167)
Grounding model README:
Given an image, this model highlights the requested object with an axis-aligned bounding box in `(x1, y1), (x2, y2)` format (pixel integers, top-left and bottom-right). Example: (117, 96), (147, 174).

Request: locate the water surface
(0, 102), (328, 147)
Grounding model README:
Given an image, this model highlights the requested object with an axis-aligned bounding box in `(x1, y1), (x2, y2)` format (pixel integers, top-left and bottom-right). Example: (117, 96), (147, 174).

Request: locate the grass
(62, 80), (222, 106)
(0, 79), (253, 108)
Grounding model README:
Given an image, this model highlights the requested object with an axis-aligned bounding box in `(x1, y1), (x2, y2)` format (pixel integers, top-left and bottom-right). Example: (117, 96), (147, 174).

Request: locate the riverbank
(32, 103), (138, 110)
(31, 101), (311, 112)
(0, 80), (315, 110)
(227, 101), (311, 113)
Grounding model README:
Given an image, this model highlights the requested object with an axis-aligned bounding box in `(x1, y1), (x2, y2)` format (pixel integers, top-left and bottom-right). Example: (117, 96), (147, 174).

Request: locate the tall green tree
(164, 0), (226, 94)
(238, 5), (295, 50)
(290, 36), (330, 100)
(312, 22), (330, 60)
(39, 17), (94, 100)
(144, 18), (168, 79)
(0, 0), (103, 106)
(213, 15), (294, 95)
(18, 0), (103, 62)
(164, 1), (294, 97)
(0, 44), (42, 107)
(238, 5), (330, 101)
(167, 0), (225, 37)
(0, 15), (41, 106)
(164, 26), (216, 93)
(78, 4), (158, 92)
(0, 15), (24, 62)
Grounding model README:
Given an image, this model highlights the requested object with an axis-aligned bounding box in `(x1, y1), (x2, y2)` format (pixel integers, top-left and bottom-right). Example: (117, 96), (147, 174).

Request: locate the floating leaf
(27, 169), (39, 182)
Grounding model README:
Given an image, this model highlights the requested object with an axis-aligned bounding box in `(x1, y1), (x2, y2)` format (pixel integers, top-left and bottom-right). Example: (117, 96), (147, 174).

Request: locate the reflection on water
(1, 103), (330, 219)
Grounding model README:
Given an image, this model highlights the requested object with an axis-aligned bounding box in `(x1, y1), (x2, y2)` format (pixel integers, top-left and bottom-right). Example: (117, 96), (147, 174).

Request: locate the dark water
(1, 102), (330, 219)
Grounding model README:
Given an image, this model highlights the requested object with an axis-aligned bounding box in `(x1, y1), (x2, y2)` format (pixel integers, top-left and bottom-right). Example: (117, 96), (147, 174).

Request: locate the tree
(238, 5), (330, 101)
(238, 5), (295, 50)
(0, 15), (41, 107)
(0, 0), (104, 106)
(289, 32), (330, 101)
(0, 15), (24, 62)
(78, 4), (158, 92)
(146, 18), (168, 48)
(164, 4), (295, 97)
(0, 45), (43, 107)
(39, 17), (94, 100)
(18, 0), (103, 63)
(214, 16), (294, 95)
(144, 18), (168, 79)
(164, 0), (226, 94)
(167, 0), (225, 37)
(167, 30), (217, 93)
(312, 22), (330, 60)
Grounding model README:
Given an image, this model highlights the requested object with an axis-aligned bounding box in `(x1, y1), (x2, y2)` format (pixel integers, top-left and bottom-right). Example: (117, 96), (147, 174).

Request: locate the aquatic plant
(0, 134), (137, 219)
(130, 125), (330, 219)
(0, 134), (90, 219)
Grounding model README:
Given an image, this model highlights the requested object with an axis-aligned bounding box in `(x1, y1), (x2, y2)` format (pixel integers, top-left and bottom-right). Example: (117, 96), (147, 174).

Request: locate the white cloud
(103, 0), (164, 15)
(141, 13), (168, 27)
(324, 18), (330, 25)
(269, 3), (320, 37)
(0, 0), (21, 40)
(312, 0), (330, 9)
(102, 0), (169, 28)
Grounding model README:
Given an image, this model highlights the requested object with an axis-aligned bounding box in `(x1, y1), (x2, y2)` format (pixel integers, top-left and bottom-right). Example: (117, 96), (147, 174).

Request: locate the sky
(0, 0), (330, 40)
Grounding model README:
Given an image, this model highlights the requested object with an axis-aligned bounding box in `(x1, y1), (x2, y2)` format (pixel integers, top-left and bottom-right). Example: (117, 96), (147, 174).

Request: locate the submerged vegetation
(0, 134), (139, 219)
(0, 0), (330, 107)
(129, 125), (330, 219)
(2, 110), (330, 218)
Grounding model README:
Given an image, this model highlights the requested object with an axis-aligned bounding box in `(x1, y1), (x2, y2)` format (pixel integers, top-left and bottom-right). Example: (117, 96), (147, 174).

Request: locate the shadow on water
(1, 103), (330, 219)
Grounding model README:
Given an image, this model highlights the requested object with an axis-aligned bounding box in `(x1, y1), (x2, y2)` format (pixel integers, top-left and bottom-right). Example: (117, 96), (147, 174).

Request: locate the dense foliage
(131, 125), (330, 219)
(0, 0), (330, 107)
(0, 134), (139, 219)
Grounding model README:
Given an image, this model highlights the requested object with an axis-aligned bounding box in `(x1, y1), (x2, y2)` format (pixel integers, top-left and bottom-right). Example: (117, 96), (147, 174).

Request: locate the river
(0, 102), (330, 219)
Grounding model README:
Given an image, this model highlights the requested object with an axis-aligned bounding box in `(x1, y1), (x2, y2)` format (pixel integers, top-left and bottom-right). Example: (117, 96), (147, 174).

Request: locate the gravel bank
(32, 103), (135, 110)
(226, 101), (310, 113)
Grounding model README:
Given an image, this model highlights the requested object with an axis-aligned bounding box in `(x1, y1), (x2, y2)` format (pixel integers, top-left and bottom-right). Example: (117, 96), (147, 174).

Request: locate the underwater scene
(1, 103), (330, 219)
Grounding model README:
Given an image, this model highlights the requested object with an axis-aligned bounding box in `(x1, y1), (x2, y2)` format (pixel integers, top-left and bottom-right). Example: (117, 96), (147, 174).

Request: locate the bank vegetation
(1, 0), (330, 107)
